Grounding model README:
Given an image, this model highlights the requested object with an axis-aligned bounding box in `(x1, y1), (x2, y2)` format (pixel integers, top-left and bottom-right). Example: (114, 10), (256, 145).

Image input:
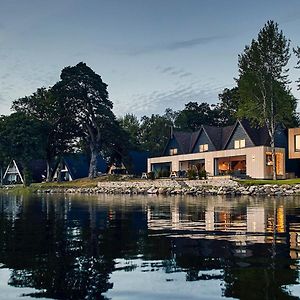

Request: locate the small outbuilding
(108, 151), (149, 176)
(3, 159), (47, 184)
(52, 153), (107, 181)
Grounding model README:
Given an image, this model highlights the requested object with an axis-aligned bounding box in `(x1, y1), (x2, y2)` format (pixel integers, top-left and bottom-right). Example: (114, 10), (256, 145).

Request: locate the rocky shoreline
(33, 179), (300, 197)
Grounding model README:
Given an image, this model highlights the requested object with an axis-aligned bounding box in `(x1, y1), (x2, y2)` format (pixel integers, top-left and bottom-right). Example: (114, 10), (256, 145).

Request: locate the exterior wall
(192, 130), (216, 153)
(225, 124), (254, 149)
(163, 137), (182, 156)
(148, 146), (286, 179)
(288, 128), (300, 159)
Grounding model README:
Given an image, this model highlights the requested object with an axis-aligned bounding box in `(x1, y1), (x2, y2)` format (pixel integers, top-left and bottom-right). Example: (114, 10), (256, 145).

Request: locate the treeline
(0, 20), (299, 184)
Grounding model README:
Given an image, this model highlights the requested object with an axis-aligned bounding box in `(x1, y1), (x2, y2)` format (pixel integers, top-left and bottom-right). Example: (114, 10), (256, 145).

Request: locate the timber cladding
(288, 128), (300, 159)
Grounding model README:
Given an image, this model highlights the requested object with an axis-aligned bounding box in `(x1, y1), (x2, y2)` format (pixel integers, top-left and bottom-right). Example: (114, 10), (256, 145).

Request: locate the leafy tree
(140, 114), (173, 155)
(174, 102), (215, 131)
(213, 87), (240, 126)
(294, 46), (300, 90)
(237, 20), (295, 179)
(12, 87), (76, 181)
(0, 113), (46, 186)
(52, 62), (117, 178)
(118, 113), (141, 150)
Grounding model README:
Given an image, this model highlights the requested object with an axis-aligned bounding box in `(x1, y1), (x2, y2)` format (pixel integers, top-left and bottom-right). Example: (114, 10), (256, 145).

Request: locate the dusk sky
(0, 0), (300, 118)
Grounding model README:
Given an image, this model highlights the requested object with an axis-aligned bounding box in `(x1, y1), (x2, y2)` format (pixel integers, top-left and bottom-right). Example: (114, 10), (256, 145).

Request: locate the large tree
(237, 20), (296, 180)
(139, 114), (173, 156)
(294, 46), (300, 90)
(0, 113), (46, 186)
(52, 62), (117, 178)
(213, 87), (240, 126)
(174, 101), (215, 131)
(118, 113), (141, 150)
(12, 87), (76, 181)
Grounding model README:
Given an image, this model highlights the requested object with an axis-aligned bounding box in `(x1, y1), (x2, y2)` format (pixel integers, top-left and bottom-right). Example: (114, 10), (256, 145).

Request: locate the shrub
(187, 168), (197, 180)
(199, 169), (207, 180)
(147, 171), (155, 180)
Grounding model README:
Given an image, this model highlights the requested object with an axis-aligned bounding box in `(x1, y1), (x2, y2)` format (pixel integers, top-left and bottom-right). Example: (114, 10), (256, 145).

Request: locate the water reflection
(0, 193), (300, 299)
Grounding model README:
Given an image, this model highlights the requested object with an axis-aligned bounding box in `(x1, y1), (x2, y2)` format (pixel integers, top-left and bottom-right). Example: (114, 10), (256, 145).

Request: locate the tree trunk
(0, 166), (3, 186)
(89, 143), (97, 178)
(56, 157), (62, 182)
(46, 158), (52, 182)
(22, 164), (31, 187)
(270, 126), (277, 181)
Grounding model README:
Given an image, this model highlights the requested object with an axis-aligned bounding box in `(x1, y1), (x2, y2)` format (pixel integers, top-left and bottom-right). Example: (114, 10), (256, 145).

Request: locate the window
(199, 144), (208, 152)
(169, 148), (178, 155)
(295, 135), (300, 152)
(234, 139), (246, 149)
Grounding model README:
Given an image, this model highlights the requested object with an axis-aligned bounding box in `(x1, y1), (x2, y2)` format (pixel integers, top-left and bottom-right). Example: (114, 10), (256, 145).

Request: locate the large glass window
(295, 135), (300, 152)
(234, 139), (246, 149)
(199, 144), (208, 152)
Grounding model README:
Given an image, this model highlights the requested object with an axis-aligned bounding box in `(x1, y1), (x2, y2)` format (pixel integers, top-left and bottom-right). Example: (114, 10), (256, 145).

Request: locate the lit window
(169, 148), (178, 155)
(295, 135), (300, 152)
(199, 144), (208, 152)
(234, 139), (246, 149)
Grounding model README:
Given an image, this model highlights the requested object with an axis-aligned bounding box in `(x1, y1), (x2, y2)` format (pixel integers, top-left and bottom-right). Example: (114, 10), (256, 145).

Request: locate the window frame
(199, 143), (208, 152)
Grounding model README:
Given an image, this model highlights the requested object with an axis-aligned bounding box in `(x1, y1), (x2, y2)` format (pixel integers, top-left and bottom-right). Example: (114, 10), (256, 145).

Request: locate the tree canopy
(237, 20), (297, 179)
(52, 62), (119, 178)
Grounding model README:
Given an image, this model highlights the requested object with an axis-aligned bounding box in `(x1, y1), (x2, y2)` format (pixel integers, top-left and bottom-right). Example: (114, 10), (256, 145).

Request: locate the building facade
(148, 120), (289, 179)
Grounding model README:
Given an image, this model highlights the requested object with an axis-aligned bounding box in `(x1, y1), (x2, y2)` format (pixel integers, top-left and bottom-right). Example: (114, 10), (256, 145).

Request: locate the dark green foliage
(187, 168), (197, 180)
(139, 114), (173, 156)
(237, 20), (296, 179)
(214, 87), (240, 126)
(52, 62), (119, 178)
(0, 113), (46, 186)
(118, 113), (141, 150)
(147, 171), (155, 180)
(12, 87), (77, 181)
(237, 20), (295, 127)
(174, 102), (214, 131)
(294, 46), (300, 91)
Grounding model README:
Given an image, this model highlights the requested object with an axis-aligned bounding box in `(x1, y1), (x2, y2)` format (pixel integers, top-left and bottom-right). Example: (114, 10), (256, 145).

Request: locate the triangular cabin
(3, 159), (47, 184)
(108, 151), (149, 176)
(3, 160), (24, 184)
(52, 154), (107, 181)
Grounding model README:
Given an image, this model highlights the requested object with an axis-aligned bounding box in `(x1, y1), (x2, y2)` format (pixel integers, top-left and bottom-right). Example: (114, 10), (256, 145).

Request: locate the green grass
(237, 178), (300, 186)
(0, 175), (143, 194)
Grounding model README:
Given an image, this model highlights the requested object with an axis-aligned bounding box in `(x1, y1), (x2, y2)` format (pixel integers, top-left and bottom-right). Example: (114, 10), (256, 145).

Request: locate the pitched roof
(173, 131), (194, 153)
(127, 151), (150, 175)
(62, 153), (107, 180)
(169, 119), (274, 154)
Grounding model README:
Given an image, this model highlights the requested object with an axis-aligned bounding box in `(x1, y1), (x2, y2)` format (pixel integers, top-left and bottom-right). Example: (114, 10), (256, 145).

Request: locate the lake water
(1, 193), (300, 300)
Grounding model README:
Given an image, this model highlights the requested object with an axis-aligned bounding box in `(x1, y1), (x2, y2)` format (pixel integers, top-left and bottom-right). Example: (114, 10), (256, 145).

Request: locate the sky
(0, 0), (300, 118)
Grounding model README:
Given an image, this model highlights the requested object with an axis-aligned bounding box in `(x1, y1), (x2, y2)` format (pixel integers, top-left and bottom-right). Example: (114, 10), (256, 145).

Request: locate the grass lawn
(1, 175), (143, 193)
(237, 178), (300, 185)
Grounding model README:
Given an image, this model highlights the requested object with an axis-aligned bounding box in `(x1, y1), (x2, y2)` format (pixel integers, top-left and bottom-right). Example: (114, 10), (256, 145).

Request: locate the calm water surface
(1, 193), (300, 300)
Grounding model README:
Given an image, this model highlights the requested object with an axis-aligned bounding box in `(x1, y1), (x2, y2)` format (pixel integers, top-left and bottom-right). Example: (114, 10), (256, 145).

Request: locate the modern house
(108, 151), (149, 176)
(52, 154), (107, 181)
(148, 120), (295, 180)
(3, 159), (47, 184)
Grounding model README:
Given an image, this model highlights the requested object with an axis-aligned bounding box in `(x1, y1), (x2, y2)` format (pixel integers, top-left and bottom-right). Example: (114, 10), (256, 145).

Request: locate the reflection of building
(147, 200), (287, 247)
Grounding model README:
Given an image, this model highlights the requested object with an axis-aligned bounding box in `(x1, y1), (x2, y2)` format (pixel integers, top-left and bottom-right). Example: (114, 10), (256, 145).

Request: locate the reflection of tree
(0, 195), (115, 299)
(1, 194), (300, 299)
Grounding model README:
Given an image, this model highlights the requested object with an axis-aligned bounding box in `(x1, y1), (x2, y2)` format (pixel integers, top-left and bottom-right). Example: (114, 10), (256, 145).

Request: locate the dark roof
(173, 131), (193, 153)
(169, 120), (274, 154)
(62, 154), (107, 180)
(28, 159), (47, 182)
(127, 151), (149, 175)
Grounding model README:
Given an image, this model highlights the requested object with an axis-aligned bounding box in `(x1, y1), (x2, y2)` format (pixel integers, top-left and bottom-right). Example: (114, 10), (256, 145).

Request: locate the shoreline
(2, 178), (300, 197)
